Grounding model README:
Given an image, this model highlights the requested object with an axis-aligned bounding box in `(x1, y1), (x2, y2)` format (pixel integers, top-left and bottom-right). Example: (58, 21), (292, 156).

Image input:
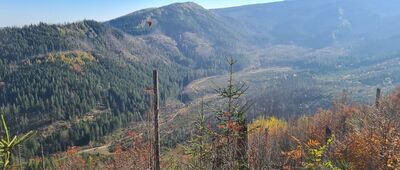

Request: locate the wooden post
(147, 90), (153, 170)
(325, 126), (332, 143)
(375, 88), (381, 108)
(153, 70), (160, 170)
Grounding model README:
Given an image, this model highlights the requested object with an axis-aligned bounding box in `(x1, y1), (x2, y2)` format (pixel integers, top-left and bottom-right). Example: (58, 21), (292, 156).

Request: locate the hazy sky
(0, 0), (282, 27)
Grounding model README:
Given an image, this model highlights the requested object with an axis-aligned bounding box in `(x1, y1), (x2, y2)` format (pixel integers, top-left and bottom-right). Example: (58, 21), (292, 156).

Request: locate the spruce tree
(213, 57), (249, 169)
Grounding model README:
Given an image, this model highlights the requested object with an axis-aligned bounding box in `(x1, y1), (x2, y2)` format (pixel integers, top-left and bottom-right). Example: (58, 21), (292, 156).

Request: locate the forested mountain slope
(0, 20), (214, 155)
(0, 2), (253, 156)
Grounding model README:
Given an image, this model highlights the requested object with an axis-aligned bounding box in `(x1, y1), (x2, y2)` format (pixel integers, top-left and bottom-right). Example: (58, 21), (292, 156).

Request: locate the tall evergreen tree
(213, 57), (250, 169)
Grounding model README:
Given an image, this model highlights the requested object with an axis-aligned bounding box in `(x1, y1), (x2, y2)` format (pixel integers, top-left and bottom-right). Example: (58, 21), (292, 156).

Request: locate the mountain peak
(157, 1), (208, 15)
(117, 2), (205, 18)
(107, 1), (223, 37)
(165, 2), (203, 9)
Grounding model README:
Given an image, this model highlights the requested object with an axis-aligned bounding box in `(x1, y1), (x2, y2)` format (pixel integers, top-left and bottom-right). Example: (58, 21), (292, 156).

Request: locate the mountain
(107, 2), (251, 69)
(212, 0), (400, 74)
(0, 20), (208, 155)
(0, 2), (250, 155)
(215, 0), (400, 48)
(1, 0), (400, 157)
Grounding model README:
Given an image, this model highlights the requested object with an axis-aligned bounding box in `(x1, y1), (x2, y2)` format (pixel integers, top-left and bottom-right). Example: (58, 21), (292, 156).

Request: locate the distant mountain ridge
(215, 0), (400, 48)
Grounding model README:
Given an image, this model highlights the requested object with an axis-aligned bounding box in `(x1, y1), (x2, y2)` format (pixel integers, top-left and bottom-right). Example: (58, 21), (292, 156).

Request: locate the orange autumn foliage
(58, 146), (87, 170)
(105, 131), (151, 170)
(246, 88), (400, 169)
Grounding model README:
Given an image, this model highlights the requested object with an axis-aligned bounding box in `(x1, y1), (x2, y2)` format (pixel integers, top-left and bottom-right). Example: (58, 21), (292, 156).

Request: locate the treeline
(249, 72), (330, 119)
(0, 21), (109, 62)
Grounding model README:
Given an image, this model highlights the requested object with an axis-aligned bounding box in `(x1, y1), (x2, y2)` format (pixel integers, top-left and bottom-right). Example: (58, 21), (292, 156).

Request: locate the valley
(0, 0), (400, 169)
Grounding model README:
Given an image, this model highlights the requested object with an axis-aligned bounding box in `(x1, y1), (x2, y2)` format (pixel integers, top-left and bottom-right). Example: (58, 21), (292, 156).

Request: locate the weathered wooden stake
(325, 126), (332, 143)
(153, 70), (160, 170)
(375, 88), (381, 108)
(148, 95), (153, 170)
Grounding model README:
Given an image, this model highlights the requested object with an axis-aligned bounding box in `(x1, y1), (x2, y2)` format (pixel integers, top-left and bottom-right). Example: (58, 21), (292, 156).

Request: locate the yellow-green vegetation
(46, 51), (95, 65)
(0, 115), (34, 169)
(304, 135), (340, 170)
(248, 117), (287, 135)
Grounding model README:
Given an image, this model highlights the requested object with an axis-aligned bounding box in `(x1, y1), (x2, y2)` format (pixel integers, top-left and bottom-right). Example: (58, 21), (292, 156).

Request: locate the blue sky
(0, 0), (282, 27)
